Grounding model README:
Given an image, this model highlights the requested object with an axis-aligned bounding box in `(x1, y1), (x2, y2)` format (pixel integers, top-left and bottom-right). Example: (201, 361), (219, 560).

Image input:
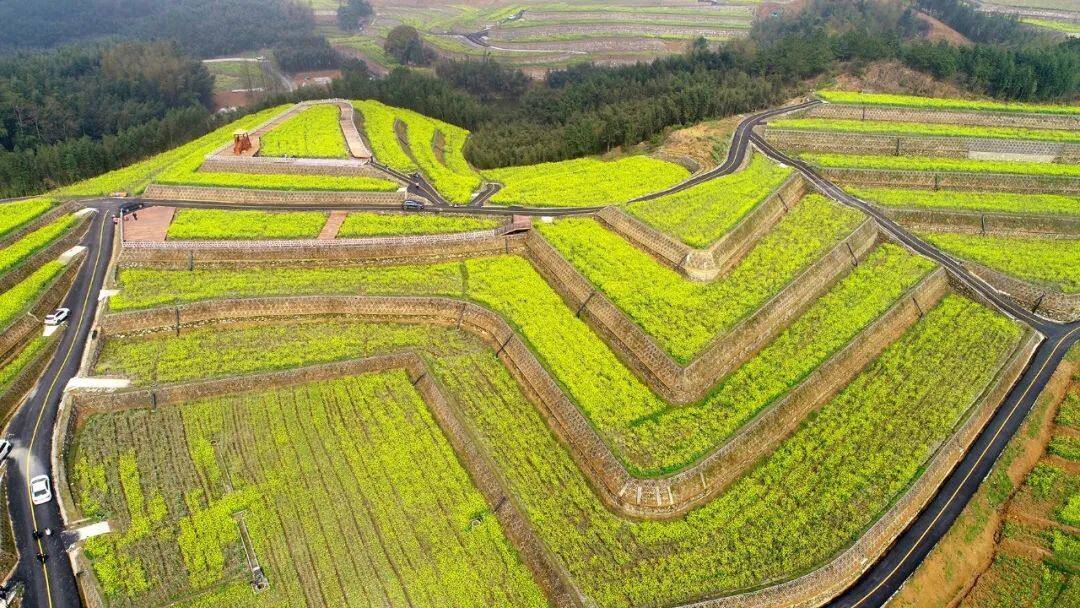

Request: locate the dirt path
(319, 211), (348, 240)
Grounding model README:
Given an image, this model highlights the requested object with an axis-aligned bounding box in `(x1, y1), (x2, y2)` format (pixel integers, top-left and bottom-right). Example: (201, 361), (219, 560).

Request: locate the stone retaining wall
(119, 230), (524, 269)
(803, 104), (1080, 130)
(97, 271), (946, 519)
(765, 128), (1079, 163)
(141, 184), (407, 206)
(683, 327), (1039, 608)
(0, 200), (82, 250)
(823, 168), (1080, 195)
(198, 156), (391, 178)
(880, 207), (1080, 237)
(0, 333), (59, 426)
(963, 262), (1079, 323)
(596, 174), (808, 280)
(0, 257), (82, 362)
(0, 213), (91, 295)
(524, 218), (879, 403)
(67, 354), (581, 607)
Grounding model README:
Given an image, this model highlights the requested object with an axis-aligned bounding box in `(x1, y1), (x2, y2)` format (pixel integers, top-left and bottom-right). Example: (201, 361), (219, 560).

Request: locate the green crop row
(816, 90), (1080, 116)
(537, 194), (863, 362)
(0, 336), (48, 397)
(0, 198), (54, 240)
(71, 371), (543, 605)
(337, 212), (500, 238)
(57, 106), (288, 197)
(624, 153), (791, 247)
(0, 261), (63, 329)
(918, 231), (1080, 294)
(112, 237), (933, 476)
(805, 153), (1080, 178)
(166, 209), (327, 240)
(1023, 18), (1080, 35)
(96, 284), (1018, 605)
(770, 118), (1080, 143)
(355, 100), (481, 204)
(483, 155), (689, 208)
(848, 187), (1080, 217)
(0, 214), (80, 277)
(259, 104), (348, 159)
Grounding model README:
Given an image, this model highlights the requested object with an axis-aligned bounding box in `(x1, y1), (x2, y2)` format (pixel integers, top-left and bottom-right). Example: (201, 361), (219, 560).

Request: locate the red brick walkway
(122, 206), (175, 242)
(318, 210), (347, 240)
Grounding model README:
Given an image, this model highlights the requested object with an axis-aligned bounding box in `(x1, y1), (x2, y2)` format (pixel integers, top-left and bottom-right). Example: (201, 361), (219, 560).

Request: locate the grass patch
(166, 210), (327, 240)
(919, 232), (1080, 293)
(484, 156), (689, 208)
(816, 90), (1080, 115)
(0, 198), (54, 240)
(259, 105), (348, 159)
(848, 187), (1080, 217)
(337, 212), (500, 237)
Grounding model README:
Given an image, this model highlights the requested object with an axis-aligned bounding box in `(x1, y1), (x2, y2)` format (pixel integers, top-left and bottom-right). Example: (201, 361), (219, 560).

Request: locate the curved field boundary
(0, 255), (83, 363)
(802, 104), (1080, 130)
(0, 334), (59, 426)
(98, 270), (944, 519)
(597, 173), (808, 280)
(141, 183), (407, 206)
(0, 213), (91, 295)
(877, 207), (1080, 237)
(525, 219), (880, 402)
(61, 353), (583, 608)
(822, 167), (1080, 195)
(961, 261), (1079, 323)
(80, 287), (1035, 607)
(0, 201), (81, 250)
(764, 128), (1080, 163)
(118, 228), (521, 268)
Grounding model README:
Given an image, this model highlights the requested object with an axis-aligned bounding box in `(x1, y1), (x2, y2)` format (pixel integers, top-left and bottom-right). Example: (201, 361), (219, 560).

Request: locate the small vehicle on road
(402, 199), (425, 211)
(0, 440), (10, 461)
(30, 475), (52, 505)
(44, 308), (70, 326)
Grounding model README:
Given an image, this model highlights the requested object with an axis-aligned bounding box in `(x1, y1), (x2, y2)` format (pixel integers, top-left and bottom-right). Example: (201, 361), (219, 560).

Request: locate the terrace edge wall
(802, 104), (1080, 130)
(0, 256), (83, 362)
(880, 208), (1080, 237)
(0, 213), (92, 295)
(822, 168), (1080, 195)
(141, 184), (407, 206)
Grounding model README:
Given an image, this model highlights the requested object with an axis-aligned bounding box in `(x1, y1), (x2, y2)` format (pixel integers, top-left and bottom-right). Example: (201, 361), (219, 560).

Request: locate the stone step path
(318, 210), (348, 240)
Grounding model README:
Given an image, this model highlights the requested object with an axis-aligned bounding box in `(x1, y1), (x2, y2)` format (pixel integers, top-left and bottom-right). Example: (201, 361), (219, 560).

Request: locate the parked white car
(43, 308), (70, 326)
(30, 475), (52, 505)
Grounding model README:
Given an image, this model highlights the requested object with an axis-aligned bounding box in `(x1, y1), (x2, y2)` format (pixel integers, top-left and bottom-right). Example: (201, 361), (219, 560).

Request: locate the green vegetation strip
(624, 154), (791, 247)
(805, 154), (1080, 178)
(337, 213), (500, 238)
(57, 106), (288, 197)
(96, 293), (1019, 605)
(771, 118), (1080, 143)
(816, 90), (1080, 116)
(112, 238), (931, 476)
(538, 195), (863, 362)
(0, 261), (63, 329)
(0, 198), (53, 240)
(848, 187), (1080, 217)
(259, 105), (348, 159)
(166, 210), (326, 240)
(918, 232), (1080, 294)
(71, 372), (544, 605)
(0, 336), (48, 396)
(355, 100), (481, 204)
(0, 214), (79, 276)
(1022, 18), (1080, 35)
(484, 156), (689, 208)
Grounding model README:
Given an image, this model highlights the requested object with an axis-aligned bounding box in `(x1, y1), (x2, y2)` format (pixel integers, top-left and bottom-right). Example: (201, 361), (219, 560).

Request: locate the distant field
(982, 0), (1080, 11)
(203, 60), (274, 93)
(1023, 18), (1080, 35)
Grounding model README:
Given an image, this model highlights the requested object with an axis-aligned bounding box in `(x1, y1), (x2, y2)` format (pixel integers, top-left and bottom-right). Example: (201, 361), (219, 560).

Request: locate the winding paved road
(3, 99), (1077, 608)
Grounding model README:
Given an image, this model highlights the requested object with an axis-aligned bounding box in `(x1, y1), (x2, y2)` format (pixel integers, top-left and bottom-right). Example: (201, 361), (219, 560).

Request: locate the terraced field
(259, 105), (348, 159)
(920, 232), (1080, 293)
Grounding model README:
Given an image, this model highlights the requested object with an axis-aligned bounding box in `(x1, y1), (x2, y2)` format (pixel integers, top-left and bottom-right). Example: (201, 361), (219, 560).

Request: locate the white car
(0, 440), (10, 461)
(30, 475), (52, 505)
(44, 308), (70, 326)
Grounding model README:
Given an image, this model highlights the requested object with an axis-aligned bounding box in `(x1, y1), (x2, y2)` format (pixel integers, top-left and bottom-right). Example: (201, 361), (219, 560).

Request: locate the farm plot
(354, 100), (481, 204)
(1023, 18), (1080, 35)
(769, 118), (1080, 143)
(815, 90), (1080, 116)
(624, 154), (792, 247)
(804, 154), (1080, 178)
(918, 231), (1080, 293)
(0, 214), (79, 277)
(57, 106), (288, 197)
(204, 60), (274, 94)
(483, 156), (690, 208)
(487, 23), (745, 43)
(69, 372), (545, 607)
(259, 105), (348, 160)
(847, 187), (1080, 217)
(537, 195), (864, 362)
(166, 210), (328, 240)
(0, 198), (53, 240)
(0, 261), (63, 329)
(110, 238), (935, 476)
(0, 335), (49, 399)
(337, 212), (500, 237)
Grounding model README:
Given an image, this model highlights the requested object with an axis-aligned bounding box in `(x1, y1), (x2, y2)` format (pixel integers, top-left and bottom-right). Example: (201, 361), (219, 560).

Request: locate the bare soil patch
(915, 10), (972, 45)
(832, 60), (973, 98)
(657, 115), (742, 169)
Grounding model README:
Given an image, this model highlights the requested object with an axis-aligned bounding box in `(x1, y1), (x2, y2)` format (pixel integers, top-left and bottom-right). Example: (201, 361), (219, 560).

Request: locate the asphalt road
(3, 100), (1077, 608)
(5, 207), (114, 608)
